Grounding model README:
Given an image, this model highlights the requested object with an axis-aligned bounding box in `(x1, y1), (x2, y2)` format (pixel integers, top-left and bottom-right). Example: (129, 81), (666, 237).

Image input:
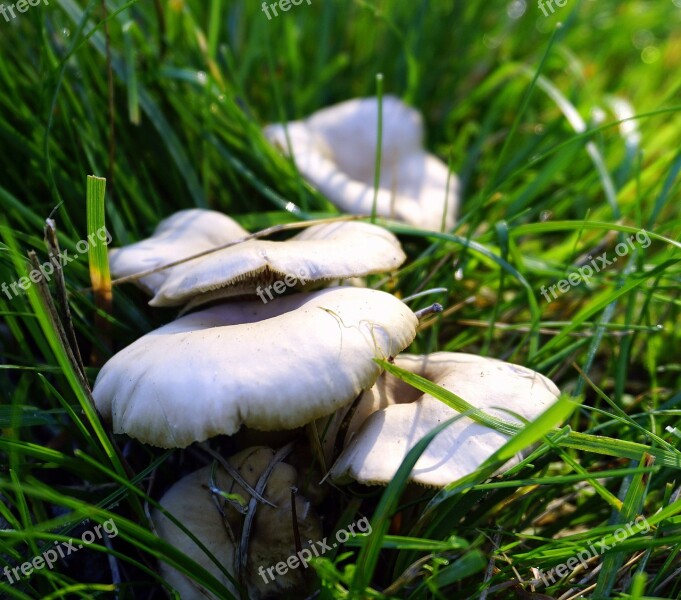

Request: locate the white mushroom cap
(265, 96), (458, 231)
(328, 353), (561, 487)
(152, 446), (322, 600)
(109, 209), (248, 294)
(92, 287), (418, 448)
(149, 221), (406, 308)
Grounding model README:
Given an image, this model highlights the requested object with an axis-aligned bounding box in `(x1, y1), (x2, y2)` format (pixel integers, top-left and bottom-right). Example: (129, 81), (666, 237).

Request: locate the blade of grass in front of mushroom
(441, 146), (456, 233)
(389, 400), (579, 578)
(86, 175), (112, 364)
(348, 415), (464, 597)
(374, 358), (525, 436)
(375, 359), (681, 468)
(371, 73), (384, 225)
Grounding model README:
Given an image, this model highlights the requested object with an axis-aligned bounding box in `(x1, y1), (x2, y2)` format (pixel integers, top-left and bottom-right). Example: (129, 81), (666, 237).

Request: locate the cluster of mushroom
(93, 209), (421, 597)
(91, 98), (561, 597)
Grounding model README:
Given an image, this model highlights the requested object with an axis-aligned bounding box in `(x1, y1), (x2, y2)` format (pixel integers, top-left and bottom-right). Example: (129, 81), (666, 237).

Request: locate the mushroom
(265, 96), (459, 231)
(152, 446), (322, 599)
(92, 287), (419, 448)
(148, 220), (406, 309)
(109, 209), (248, 295)
(327, 353), (561, 487)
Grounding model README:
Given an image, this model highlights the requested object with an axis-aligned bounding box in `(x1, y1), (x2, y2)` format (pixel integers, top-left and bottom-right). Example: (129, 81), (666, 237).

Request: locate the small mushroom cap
(265, 96), (458, 231)
(92, 287), (418, 448)
(149, 220), (406, 308)
(152, 446), (322, 600)
(152, 463), (238, 599)
(328, 353), (561, 488)
(109, 209), (248, 294)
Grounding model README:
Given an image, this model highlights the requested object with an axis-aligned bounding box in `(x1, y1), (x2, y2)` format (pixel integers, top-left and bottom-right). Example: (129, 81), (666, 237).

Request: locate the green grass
(1, 0), (681, 598)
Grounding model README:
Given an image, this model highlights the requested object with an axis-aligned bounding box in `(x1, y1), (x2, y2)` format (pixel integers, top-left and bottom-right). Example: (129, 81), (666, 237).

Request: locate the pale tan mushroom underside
(149, 220), (406, 308)
(109, 209), (249, 294)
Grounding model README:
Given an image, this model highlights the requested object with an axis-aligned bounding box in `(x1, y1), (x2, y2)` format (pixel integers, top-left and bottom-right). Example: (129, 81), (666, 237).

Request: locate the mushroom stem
(414, 303), (443, 320)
